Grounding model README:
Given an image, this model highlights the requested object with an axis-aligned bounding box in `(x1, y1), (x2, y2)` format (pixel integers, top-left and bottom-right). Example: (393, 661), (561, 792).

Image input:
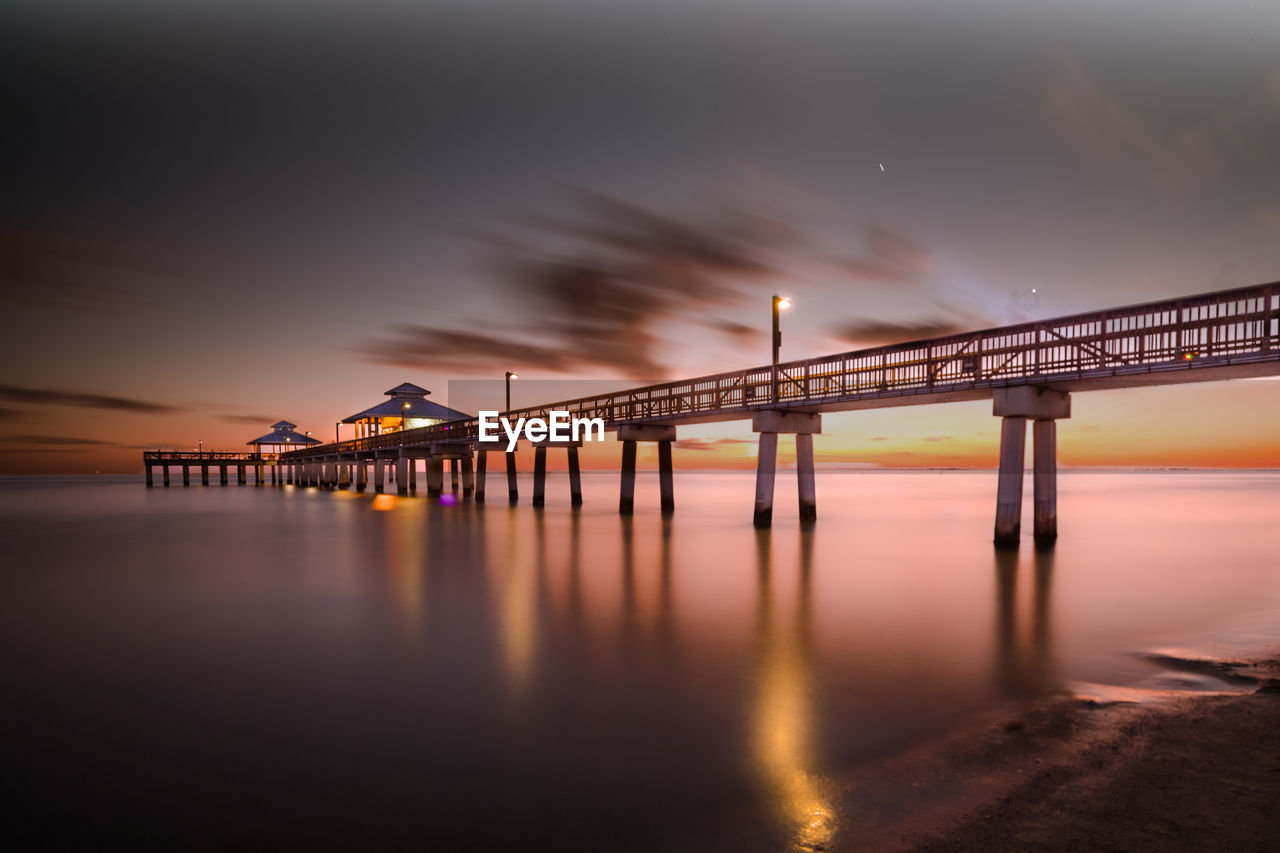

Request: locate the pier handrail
(142, 451), (279, 462)
(281, 281), (1279, 459)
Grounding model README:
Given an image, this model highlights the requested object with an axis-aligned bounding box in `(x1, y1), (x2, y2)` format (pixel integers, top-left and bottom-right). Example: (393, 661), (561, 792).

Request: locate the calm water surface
(3, 471), (1279, 850)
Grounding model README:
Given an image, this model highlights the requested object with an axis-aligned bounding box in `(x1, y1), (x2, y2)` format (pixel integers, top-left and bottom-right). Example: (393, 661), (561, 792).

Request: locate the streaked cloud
(0, 434), (119, 446)
(0, 383), (179, 413)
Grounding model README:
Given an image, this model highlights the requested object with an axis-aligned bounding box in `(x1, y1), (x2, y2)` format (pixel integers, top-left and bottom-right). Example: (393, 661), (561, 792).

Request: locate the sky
(3, 0), (1280, 473)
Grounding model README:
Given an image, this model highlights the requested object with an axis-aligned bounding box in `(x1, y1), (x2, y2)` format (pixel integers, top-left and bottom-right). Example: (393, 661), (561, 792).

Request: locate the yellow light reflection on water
(492, 513), (537, 697)
(751, 533), (836, 851)
(372, 494), (399, 511)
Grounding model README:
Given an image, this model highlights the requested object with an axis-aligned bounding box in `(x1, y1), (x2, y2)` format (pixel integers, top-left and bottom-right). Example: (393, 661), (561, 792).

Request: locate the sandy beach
(863, 655), (1280, 852)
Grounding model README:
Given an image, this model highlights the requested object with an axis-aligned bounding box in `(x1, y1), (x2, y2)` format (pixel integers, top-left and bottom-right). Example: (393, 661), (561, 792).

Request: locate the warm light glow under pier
(171, 282), (1280, 545)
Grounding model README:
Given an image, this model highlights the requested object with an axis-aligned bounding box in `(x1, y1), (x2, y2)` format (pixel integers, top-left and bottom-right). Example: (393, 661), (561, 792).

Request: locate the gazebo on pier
(246, 421), (322, 455)
(342, 383), (469, 438)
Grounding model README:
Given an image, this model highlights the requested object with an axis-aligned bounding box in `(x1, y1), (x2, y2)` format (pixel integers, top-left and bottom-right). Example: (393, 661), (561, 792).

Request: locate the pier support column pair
(618, 424), (676, 515)
(752, 411), (821, 528)
(528, 441), (584, 508)
(992, 387), (1071, 549)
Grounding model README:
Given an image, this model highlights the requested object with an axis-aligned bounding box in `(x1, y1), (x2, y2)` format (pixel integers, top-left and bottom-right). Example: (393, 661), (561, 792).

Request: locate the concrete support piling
(658, 440), (674, 515)
(201, 464), (209, 486)
(396, 456), (409, 495)
(407, 458), (417, 494)
(993, 417), (1027, 548)
(427, 456), (444, 497)
(182, 465), (190, 487)
(567, 445), (583, 507)
(619, 440), (637, 515)
(163, 466), (170, 487)
(374, 457), (385, 493)
(753, 432), (778, 528)
(145, 466), (153, 487)
(796, 433), (816, 525)
(750, 411), (821, 528)
(355, 459), (366, 491)
(617, 424), (676, 515)
(237, 465), (246, 486)
(1033, 419), (1057, 546)
(461, 455), (475, 498)
(992, 387), (1071, 549)
(533, 446), (548, 507)
(506, 451), (518, 504)
(450, 459), (459, 493)
(220, 466), (228, 486)
(475, 451), (487, 503)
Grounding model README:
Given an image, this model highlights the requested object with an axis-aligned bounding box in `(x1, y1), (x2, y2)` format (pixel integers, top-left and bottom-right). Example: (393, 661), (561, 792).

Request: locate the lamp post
(771, 295), (791, 403)
(198, 439), (203, 457)
(772, 295), (791, 365)
(335, 422), (341, 444)
(505, 371), (518, 412)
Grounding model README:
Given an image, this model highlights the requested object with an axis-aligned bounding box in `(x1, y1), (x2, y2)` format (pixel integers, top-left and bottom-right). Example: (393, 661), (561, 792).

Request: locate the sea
(3, 471), (1278, 850)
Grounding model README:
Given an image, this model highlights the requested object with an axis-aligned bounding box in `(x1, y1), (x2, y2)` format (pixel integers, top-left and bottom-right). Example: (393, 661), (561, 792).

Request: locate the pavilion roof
(246, 423), (322, 446)
(341, 382), (470, 423)
(342, 398), (471, 422)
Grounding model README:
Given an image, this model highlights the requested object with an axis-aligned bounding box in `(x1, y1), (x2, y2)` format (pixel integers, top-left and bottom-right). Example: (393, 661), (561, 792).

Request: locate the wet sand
(870, 656), (1280, 853)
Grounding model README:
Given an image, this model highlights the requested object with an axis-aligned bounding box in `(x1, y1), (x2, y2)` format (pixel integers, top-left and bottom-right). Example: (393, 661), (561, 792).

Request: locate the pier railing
(281, 281), (1279, 459)
(143, 451), (279, 462)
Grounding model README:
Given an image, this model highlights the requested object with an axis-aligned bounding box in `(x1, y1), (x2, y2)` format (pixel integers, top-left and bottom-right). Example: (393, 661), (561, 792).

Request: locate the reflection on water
(751, 530), (835, 850)
(994, 548), (1059, 702)
(2, 472), (1278, 849)
(494, 509), (538, 698)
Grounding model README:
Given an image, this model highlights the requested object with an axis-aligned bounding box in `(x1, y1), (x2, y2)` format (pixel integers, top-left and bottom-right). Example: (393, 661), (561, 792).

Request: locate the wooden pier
(155, 281), (1280, 546)
(142, 451), (282, 488)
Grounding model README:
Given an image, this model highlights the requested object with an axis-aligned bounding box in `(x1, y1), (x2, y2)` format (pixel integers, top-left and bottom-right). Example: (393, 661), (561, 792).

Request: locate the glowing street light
(771, 296), (792, 404)
(402, 401), (411, 431)
(506, 371), (519, 412)
(772, 295), (791, 365)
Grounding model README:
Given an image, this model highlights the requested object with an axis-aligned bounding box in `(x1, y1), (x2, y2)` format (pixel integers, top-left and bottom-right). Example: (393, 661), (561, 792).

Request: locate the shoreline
(823, 651), (1280, 852)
